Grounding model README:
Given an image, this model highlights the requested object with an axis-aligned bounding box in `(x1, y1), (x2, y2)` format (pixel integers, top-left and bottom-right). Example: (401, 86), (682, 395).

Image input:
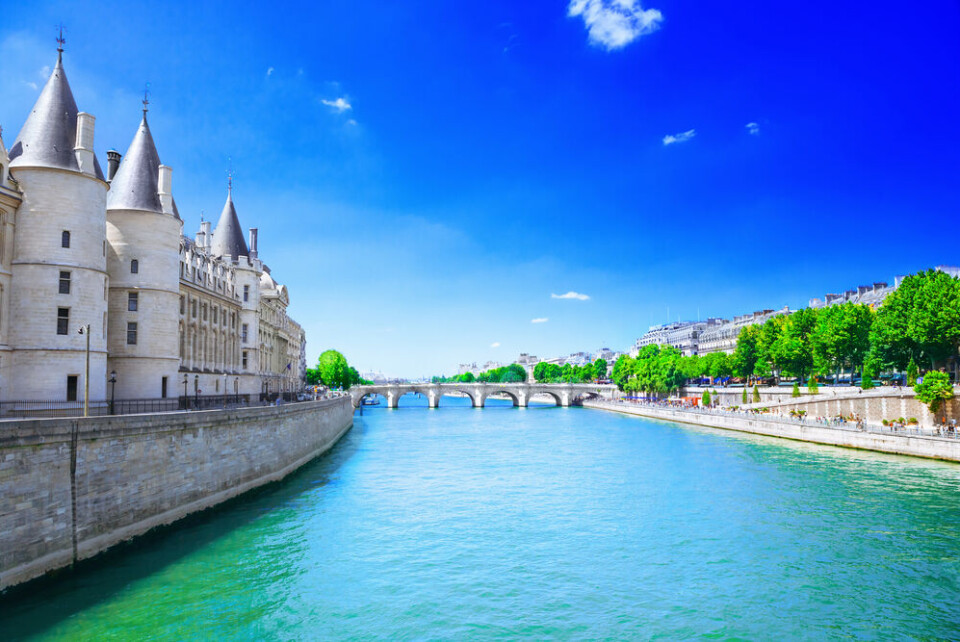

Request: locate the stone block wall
(0, 396), (353, 590)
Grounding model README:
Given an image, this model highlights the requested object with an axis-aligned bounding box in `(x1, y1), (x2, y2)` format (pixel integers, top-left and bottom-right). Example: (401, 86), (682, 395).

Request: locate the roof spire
(55, 23), (65, 60)
(227, 157), (233, 195)
(142, 82), (150, 116)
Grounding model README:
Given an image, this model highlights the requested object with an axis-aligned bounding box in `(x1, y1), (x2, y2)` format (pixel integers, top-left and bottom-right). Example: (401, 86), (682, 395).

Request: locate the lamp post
(223, 372), (228, 409)
(109, 370), (117, 415)
(234, 377), (239, 405)
(183, 373), (189, 410)
(194, 375), (199, 409)
(78, 324), (91, 417)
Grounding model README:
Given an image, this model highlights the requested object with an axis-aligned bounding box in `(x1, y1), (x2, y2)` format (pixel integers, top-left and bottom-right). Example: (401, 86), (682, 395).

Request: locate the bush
(914, 370), (955, 414)
(702, 390), (711, 406)
(742, 387), (748, 404)
(752, 385), (761, 404)
(792, 382), (800, 398)
(808, 376), (819, 394)
(898, 417), (905, 424)
(908, 417), (919, 425)
(861, 368), (875, 390)
(882, 419), (889, 426)
(907, 360), (919, 387)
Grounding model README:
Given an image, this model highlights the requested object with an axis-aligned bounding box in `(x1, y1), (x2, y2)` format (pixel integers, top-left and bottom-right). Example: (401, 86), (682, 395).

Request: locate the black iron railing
(0, 392), (319, 420)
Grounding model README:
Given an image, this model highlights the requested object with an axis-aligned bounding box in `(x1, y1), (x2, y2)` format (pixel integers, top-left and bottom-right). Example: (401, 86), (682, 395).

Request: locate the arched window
(61, 230), (70, 248)
(130, 259), (139, 274)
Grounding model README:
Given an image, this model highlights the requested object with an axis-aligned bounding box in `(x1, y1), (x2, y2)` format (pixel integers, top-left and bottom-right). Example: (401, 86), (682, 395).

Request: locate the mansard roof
(210, 190), (249, 258)
(107, 114), (162, 212)
(8, 52), (104, 181)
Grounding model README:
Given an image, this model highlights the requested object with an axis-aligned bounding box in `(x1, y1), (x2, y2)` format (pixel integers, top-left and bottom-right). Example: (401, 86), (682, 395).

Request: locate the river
(2, 396), (959, 639)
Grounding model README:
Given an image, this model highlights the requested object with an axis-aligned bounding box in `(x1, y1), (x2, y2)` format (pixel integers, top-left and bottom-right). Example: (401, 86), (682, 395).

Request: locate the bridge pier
(518, 392), (528, 408)
(387, 392), (398, 409)
(428, 392), (438, 409)
(561, 392), (570, 408)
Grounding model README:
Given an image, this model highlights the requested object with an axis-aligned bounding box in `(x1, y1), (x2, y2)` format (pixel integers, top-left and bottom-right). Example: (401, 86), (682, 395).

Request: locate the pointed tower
(6, 44), (109, 402)
(211, 183), (262, 396)
(0, 128), (22, 378)
(105, 101), (182, 400)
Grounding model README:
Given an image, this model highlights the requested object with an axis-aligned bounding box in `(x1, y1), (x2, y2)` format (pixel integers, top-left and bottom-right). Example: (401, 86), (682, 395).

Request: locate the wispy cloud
(552, 291), (590, 301)
(567, 0), (663, 51)
(531, 317), (549, 324)
(490, 342), (501, 348)
(662, 129), (696, 146)
(266, 67), (274, 77)
(746, 122), (760, 135)
(321, 97), (352, 113)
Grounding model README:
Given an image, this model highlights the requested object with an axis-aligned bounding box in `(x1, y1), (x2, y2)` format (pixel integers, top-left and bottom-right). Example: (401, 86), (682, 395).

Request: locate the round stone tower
(6, 48), (109, 401)
(105, 108), (182, 400)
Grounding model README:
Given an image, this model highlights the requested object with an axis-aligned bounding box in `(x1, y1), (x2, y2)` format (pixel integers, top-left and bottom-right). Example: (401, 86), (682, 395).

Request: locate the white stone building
(0, 47), (304, 402)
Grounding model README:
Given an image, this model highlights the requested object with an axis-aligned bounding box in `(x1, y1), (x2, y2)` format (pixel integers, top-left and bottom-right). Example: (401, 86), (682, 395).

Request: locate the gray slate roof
(210, 191), (249, 258)
(8, 53), (105, 181)
(107, 114), (162, 213)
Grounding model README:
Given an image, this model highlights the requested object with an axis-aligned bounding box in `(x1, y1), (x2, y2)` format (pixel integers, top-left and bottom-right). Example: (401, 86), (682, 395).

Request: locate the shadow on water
(0, 418), (368, 640)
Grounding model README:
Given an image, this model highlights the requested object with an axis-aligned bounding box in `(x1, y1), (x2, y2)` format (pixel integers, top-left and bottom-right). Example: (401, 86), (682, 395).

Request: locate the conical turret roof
(8, 52), (104, 180)
(107, 113), (162, 212)
(210, 189), (249, 258)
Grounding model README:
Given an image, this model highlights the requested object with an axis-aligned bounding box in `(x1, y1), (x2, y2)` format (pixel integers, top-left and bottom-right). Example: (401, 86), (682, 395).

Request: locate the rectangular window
(242, 351), (248, 369)
(131, 259), (139, 274)
(161, 376), (168, 399)
(213, 307), (218, 324)
(57, 307), (69, 335)
(66, 375), (78, 402)
(62, 230), (70, 248)
(242, 323), (248, 343)
(127, 322), (137, 345)
(202, 304), (208, 321)
(192, 300), (197, 318)
(59, 270), (71, 294)
(128, 292), (138, 312)
(243, 285), (249, 302)
(180, 296), (185, 314)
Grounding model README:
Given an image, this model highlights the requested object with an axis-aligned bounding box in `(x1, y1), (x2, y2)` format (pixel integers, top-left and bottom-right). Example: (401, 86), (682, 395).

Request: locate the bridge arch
(480, 389), (521, 407)
(528, 389), (564, 407)
(572, 391), (601, 406)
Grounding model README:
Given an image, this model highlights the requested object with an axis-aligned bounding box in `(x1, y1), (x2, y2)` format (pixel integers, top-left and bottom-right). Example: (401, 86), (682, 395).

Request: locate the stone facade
(0, 49), (305, 402)
(0, 395), (354, 590)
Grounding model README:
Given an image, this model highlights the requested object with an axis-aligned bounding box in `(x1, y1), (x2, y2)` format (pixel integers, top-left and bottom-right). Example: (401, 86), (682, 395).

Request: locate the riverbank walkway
(583, 399), (960, 463)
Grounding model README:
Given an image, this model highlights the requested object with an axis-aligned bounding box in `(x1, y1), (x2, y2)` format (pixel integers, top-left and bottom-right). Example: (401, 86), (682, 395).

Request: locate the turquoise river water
(2, 396), (960, 640)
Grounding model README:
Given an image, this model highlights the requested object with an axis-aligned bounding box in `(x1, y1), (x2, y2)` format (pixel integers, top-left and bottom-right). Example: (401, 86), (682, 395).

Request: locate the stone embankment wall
(583, 400), (960, 462)
(683, 386), (960, 428)
(0, 397), (354, 591)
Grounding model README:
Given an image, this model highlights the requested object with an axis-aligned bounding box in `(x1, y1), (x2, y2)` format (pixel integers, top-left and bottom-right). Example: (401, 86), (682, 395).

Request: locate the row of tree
(612, 269), (960, 399)
(305, 350), (371, 390)
(533, 359), (607, 383)
(433, 363), (529, 383)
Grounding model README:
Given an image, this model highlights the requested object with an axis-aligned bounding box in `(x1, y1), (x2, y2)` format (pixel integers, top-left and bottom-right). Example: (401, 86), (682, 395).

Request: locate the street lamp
(78, 325), (91, 417)
(183, 373), (189, 410)
(223, 372), (228, 408)
(194, 374), (199, 409)
(109, 370), (117, 415)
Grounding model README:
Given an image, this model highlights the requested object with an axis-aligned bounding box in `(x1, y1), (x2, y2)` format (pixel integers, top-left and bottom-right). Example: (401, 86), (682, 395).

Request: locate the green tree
(314, 350), (353, 389)
(914, 371), (955, 413)
(742, 387), (748, 404)
(812, 303), (874, 383)
(702, 389), (711, 406)
(861, 366), (875, 390)
(592, 358), (608, 381)
(792, 381), (800, 398)
(732, 325), (761, 382)
(460, 371), (476, 382)
(772, 308), (818, 383)
(755, 315), (786, 382)
(906, 360), (919, 386)
(807, 375), (819, 395)
(752, 385), (761, 404)
(611, 355), (634, 390)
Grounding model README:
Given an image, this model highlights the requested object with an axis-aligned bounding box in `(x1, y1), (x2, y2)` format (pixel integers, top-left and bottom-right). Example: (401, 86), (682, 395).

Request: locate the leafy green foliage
(914, 371), (955, 413)
(752, 385), (761, 404)
(305, 350), (369, 389)
(742, 387), (748, 404)
(792, 381), (800, 397)
(702, 389), (711, 406)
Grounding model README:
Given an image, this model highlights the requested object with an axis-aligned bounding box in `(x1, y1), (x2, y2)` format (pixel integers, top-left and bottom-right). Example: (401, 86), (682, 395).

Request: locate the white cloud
(551, 291), (590, 301)
(746, 122), (760, 135)
(266, 67), (274, 77)
(24, 81), (38, 90)
(531, 317), (549, 324)
(568, 0), (663, 51)
(490, 342), (501, 348)
(321, 97), (352, 113)
(662, 129), (696, 146)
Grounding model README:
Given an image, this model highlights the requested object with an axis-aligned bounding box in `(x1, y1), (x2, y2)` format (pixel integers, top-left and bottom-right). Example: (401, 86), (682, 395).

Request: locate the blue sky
(2, 1), (959, 377)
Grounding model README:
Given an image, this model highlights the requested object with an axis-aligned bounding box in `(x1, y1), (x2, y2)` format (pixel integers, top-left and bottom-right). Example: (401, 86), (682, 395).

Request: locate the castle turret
(105, 106), (181, 400)
(6, 47), (109, 401)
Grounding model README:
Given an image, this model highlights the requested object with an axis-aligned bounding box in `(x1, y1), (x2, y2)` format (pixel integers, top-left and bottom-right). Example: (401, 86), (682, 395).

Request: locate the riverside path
(349, 382), (616, 409)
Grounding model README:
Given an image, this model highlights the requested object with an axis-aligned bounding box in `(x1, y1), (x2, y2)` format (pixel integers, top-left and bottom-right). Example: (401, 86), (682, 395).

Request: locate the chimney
(106, 150), (121, 181)
(857, 285), (870, 296)
(196, 225), (205, 250)
(74, 112), (96, 175)
(249, 228), (258, 259)
(201, 221), (212, 252)
(158, 165), (173, 214)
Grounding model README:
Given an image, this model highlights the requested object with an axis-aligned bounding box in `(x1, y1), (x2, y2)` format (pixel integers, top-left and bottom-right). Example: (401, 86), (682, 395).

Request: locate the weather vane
(55, 23), (65, 53)
(227, 158), (233, 193)
(142, 82), (151, 114)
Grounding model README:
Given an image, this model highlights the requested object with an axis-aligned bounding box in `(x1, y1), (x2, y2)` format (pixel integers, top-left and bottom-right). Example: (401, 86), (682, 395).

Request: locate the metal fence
(0, 391), (320, 420)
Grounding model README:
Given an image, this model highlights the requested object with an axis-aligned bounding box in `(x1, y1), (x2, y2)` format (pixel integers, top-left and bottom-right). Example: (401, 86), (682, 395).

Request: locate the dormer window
(130, 259), (139, 274)
(62, 231), (70, 248)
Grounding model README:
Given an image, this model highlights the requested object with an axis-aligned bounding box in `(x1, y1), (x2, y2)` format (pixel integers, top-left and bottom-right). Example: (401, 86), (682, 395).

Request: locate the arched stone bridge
(348, 382), (616, 409)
